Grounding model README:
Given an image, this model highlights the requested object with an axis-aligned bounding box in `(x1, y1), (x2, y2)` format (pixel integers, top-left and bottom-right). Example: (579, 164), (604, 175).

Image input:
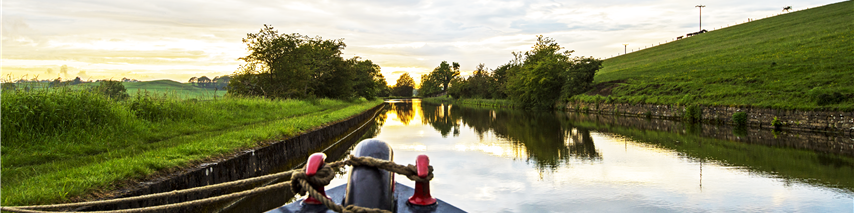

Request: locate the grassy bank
(575, 1), (853, 111)
(422, 96), (521, 108)
(1, 89), (382, 206)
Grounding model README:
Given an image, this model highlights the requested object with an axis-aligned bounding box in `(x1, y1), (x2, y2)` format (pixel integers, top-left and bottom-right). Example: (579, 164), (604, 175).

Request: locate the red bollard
(408, 154), (437, 205)
(302, 153), (330, 205)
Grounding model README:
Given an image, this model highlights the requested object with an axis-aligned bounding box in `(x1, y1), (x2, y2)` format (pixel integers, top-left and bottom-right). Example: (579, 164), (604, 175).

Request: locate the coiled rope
(1, 155), (433, 213)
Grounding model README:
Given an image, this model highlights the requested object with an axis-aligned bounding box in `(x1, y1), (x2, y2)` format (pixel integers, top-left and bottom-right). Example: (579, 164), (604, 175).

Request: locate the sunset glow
(2, 0), (838, 83)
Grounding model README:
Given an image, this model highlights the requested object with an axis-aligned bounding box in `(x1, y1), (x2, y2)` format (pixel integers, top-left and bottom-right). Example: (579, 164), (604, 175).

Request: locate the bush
(128, 91), (194, 122)
(771, 116), (783, 130)
(732, 111), (748, 126)
(684, 104), (702, 123)
(808, 87), (848, 105)
(95, 80), (129, 100)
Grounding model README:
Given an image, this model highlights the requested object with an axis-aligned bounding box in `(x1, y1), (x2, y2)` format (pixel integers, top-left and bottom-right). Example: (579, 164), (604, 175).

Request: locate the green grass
(123, 80), (227, 100)
(575, 1), (854, 111)
(1, 89), (383, 206)
(423, 96), (522, 108)
(8, 80), (226, 100)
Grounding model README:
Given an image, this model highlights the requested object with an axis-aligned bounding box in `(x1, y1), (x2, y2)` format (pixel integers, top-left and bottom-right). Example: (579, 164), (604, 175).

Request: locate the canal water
(281, 99), (854, 212)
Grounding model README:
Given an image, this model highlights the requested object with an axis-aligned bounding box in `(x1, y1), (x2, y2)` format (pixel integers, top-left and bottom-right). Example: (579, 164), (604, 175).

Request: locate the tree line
(227, 25), (388, 100)
(418, 35), (604, 109)
(188, 75), (231, 90)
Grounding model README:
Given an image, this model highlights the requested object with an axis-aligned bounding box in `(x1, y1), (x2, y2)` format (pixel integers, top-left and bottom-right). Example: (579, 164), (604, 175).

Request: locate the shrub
(128, 91), (194, 122)
(808, 87), (848, 105)
(732, 111), (748, 126)
(684, 104), (702, 123)
(771, 116), (783, 130)
(95, 80), (129, 100)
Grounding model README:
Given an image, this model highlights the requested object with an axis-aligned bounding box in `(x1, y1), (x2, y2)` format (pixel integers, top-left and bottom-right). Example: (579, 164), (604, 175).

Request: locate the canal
(277, 99), (853, 212)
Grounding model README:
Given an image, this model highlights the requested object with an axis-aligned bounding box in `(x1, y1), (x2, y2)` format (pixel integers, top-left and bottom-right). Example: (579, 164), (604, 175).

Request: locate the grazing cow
(699, 29), (708, 33)
(783, 6), (792, 12)
(677, 36), (684, 40)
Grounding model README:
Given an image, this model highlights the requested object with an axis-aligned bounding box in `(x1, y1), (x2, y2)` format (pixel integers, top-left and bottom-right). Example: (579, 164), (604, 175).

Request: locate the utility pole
(623, 44), (628, 54)
(696, 5), (706, 31)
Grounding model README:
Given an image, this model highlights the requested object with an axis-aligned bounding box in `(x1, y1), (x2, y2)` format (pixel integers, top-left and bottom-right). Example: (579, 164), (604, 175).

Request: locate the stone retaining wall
(563, 112), (854, 157)
(565, 101), (854, 136)
(82, 104), (384, 212)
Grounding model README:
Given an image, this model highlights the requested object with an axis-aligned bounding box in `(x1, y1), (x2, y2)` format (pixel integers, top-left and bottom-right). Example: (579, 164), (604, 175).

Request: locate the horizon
(2, 0), (841, 85)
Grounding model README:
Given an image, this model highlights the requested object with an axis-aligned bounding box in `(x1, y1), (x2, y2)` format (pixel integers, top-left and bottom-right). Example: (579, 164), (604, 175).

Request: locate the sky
(1, 0), (843, 84)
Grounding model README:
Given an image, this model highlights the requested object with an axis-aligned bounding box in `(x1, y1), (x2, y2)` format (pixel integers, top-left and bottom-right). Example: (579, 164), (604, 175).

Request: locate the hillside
(123, 80), (226, 99)
(579, 0), (853, 111)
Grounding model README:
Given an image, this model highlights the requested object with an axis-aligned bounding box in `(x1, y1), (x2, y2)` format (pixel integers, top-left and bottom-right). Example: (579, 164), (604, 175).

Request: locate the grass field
(574, 0), (853, 111)
(8, 80), (227, 100)
(0, 88), (383, 206)
(123, 80), (227, 99)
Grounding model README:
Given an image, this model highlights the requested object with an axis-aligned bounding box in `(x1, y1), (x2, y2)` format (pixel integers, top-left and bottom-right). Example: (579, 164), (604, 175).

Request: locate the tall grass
(1, 88), (382, 205)
(575, 1), (854, 111)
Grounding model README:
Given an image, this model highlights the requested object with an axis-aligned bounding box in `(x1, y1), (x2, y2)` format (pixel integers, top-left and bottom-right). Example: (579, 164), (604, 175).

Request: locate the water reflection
(419, 101), (601, 171)
(563, 112), (854, 192)
(421, 103), (460, 137)
(389, 101), (414, 126)
(266, 100), (853, 212)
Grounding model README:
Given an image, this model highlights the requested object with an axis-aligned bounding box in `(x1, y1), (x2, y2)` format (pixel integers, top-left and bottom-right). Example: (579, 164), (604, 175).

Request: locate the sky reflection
(359, 100), (854, 212)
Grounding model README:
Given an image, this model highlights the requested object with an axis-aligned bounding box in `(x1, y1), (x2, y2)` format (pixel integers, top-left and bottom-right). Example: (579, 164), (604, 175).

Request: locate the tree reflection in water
(420, 103), (460, 137)
(389, 101), (414, 125)
(419, 101), (601, 171)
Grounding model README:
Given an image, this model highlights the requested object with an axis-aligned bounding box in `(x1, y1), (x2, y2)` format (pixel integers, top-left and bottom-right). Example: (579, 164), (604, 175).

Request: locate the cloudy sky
(2, 0), (842, 84)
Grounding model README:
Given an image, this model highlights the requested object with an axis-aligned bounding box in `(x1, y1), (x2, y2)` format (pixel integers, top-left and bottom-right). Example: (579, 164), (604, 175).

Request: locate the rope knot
(289, 164), (336, 196)
(345, 155), (433, 182)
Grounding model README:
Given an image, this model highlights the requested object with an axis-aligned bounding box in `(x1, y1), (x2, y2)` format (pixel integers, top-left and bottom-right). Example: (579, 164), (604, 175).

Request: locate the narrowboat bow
(266, 139), (466, 213)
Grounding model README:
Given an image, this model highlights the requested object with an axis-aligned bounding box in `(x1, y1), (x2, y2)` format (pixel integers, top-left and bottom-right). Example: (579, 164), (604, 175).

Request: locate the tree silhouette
(392, 73), (415, 97)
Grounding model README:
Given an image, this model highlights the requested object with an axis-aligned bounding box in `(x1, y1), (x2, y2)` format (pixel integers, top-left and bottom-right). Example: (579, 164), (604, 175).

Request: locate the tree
(71, 77), (83, 85)
(561, 56), (604, 98)
(49, 77), (63, 87)
(392, 73), (415, 97)
(419, 73), (442, 97)
(433, 61), (460, 92)
(227, 25), (390, 99)
(188, 77), (198, 86)
(503, 35), (603, 109)
(197, 76), (211, 88)
(506, 35), (574, 108)
(466, 63), (493, 98)
(214, 75), (231, 90)
(95, 80), (129, 100)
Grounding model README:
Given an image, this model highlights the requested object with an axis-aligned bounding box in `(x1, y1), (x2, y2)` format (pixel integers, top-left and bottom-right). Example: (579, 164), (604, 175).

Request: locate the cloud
(77, 70), (90, 80)
(1, 0), (842, 81)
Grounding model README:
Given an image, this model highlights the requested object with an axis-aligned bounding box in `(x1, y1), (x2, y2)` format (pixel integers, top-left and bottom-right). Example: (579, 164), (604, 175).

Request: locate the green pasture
(7, 80), (226, 100)
(576, 1), (854, 110)
(123, 80), (227, 99)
